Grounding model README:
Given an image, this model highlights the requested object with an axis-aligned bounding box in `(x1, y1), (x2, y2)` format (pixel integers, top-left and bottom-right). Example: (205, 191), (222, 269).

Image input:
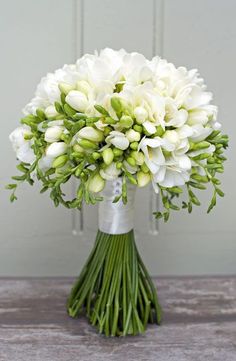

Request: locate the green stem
(67, 229), (162, 336)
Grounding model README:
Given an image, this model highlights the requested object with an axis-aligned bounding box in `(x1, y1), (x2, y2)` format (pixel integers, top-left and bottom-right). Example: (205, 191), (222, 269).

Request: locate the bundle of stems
(67, 230), (162, 336)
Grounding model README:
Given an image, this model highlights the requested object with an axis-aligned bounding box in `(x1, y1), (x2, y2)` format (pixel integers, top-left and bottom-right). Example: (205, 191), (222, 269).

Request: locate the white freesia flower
(100, 162), (121, 180)
(46, 142), (67, 158)
(65, 90), (88, 112)
(133, 106), (148, 123)
(45, 126), (64, 143)
(138, 137), (174, 174)
(78, 126), (104, 142)
(9, 126), (35, 164)
(105, 131), (129, 150)
(125, 129), (140, 142)
(45, 105), (59, 119)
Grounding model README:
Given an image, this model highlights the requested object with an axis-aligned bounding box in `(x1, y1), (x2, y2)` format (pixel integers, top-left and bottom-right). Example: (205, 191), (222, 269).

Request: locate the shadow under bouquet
(8, 48), (228, 336)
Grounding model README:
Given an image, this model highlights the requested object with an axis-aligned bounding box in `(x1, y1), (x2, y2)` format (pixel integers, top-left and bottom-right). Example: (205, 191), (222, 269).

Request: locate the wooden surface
(0, 277), (236, 361)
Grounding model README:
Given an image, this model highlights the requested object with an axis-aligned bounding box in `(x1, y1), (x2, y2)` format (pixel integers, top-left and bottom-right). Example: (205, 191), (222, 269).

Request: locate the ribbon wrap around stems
(98, 179), (136, 235)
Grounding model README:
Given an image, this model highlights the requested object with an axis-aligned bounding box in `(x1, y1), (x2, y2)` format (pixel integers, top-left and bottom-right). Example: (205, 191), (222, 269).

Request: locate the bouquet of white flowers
(8, 48), (228, 336)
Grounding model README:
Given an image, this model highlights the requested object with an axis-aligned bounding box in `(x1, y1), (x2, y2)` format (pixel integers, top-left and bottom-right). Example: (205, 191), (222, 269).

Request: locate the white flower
(133, 106), (148, 123)
(88, 173), (105, 193)
(138, 137), (174, 174)
(9, 126), (35, 164)
(45, 105), (59, 119)
(100, 162), (121, 180)
(46, 142), (67, 158)
(78, 126), (104, 142)
(45, 126), (63, 143)
(142, 121), (156, 135)
(137, 171), (151, 187)
(125, 129), (140, 142)
(65, 90), (88, 112)
(105, 131), (129, 150)
(38, 155), (53, 171)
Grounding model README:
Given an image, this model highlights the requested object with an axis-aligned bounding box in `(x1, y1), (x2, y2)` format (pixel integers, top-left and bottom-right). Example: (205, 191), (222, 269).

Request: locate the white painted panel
(0, 0), (93, 276)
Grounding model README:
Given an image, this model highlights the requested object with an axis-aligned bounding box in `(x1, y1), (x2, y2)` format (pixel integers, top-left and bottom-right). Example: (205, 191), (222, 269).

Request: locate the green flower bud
(59, 82), (74, 95)
(104, 126), (112, 136)
(126, 157), (136, 167)
(52, 155), (68, 168)
(192, 153), (211, 161)
(141, 163), (149, 173)
(119, 115), (133, 128)
(130, 141), (138, 150)
(131, 151), (144, 165)
(189, 141), (210, 150)
(60, 133), (70, 143)
(88, 174), (105, 193)
(92, 152), (101, 160)
(73, 144), (84, 153)
(24, 133), (33, 140)
(137, 171), (151, 187)
(111, 97), (123, 116)
(104, 117), (117, 125)
(102, 148), (114, 165)
(116, 161), (123, 169)
(154, 125), (165, 137)
(133, 124), (143, 133)
(113, 148), (123, 157)
(78, 139), (98, 150)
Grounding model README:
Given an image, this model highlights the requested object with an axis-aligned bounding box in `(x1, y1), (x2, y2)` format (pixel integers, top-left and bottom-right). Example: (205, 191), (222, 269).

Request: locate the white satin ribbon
(98, 179), (135, 235)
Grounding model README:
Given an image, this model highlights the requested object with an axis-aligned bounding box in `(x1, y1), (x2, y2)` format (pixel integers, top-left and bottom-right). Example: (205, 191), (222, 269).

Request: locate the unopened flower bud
(78, 126), (104, 142)
(125, 129), (141, 142)
(73, 144), (84, 153)
(76, 80), (91, 95)
(119, 115), (133, 129)
(116, 161), (123, 169)
(46, 142), (67, 158)
(189, 141), (210, 150)
(104, 117), (117, 125)
(104, 126), (112, 137)
(137, 171), (151, 187)
(45, 105), (59, 119)
(141, 163), (149, 174)
(78, 139), (98, 150)
(88, 173), (105, 193)
(45, 126), (63, 143)
(131, 151), (144, 165)
(130, 142), (138, 150)
(113, 148), (123, 157)
(52, 154), (68, 168)
(59, 82), (74, 95)
(65, 90), (88, 112)
(133, 124), (143, 133)
(102, 148), (114, 165)
(92, 152), (101, 160)
(155, 125), (164, 137)
(126, 157), (136, 167)
(134, 106), (148, 124)
(111, 97), (123, 115)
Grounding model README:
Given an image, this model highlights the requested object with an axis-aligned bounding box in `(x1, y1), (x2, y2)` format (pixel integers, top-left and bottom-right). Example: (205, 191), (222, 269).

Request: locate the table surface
(0, 277), (236, 361)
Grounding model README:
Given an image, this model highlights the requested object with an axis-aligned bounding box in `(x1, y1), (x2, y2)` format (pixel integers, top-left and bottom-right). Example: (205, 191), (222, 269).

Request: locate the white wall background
(0, 0), (235, 276)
